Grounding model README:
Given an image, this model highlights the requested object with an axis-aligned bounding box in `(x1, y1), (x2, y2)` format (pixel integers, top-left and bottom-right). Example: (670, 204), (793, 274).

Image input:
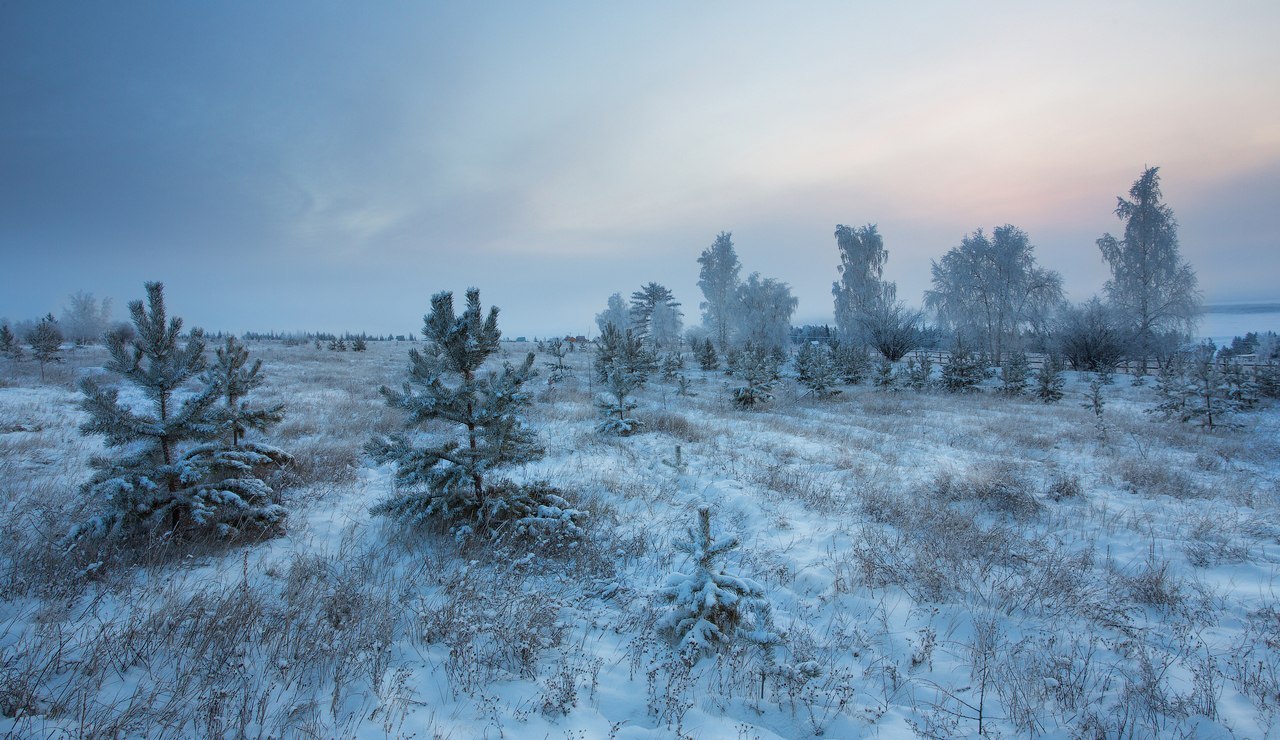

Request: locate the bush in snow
(74, 283), (290, 541)
(657, 505), (776, 661)
(368, 289), (582, 544)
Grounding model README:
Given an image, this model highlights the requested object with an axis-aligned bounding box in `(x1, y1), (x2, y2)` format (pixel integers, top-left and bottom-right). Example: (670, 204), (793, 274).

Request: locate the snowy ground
(2, 340), (1279, 738)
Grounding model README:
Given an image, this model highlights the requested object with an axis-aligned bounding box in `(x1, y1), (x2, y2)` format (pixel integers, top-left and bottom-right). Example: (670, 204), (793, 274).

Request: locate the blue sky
(3, 2), (1278, 337)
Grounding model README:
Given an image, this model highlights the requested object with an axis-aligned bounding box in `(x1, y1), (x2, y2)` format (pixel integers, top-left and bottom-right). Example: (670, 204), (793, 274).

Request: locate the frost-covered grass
(2, 341), (1280, 737)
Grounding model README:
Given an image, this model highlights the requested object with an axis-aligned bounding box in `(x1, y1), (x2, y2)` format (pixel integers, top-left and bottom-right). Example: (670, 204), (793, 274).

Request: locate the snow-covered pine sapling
(657, 505), (776, 662)
(0, 322), (22, 360)
(660, 352), (684, 382)
(904, 353), (933, 391)
(732, 343), (776, 408)
(596, 366), (643, 436)
(694, 338), (719, 371)
(351, 336), (368, 351)
(543, 337), (571, 383)
(873, 356), (896, 389)
(182, 335), (291, 536)
(27, 314), (63, 381)
(941, 340), (986, 393)
(794, 342), (841, 398)
(1081, 373), (1108, 442)
(676, 375), (696, 397)
(368, 289), (579, 545)
(1035, 355), (1065, 404)
(74, 282), (226, 539)
(1148, 342), (1245, 430)
(999, 350), (1030, 396)
(830, 340), (870, 385)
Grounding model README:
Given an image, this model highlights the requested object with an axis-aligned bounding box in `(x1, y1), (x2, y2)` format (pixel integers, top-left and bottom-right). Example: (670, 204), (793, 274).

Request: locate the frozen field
(2, 339), (1279, 738)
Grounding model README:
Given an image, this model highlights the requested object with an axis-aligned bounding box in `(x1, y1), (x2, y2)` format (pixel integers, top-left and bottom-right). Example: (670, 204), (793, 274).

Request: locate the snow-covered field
(3, 340), (1279, 738)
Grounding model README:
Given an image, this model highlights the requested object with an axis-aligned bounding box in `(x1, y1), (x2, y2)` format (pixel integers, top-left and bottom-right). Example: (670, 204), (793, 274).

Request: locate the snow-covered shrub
(934, 463), (1042, 519)
(657, 505), (776, 661)
(482, 479), (585, 551)
(1149, 342), (1251, 430)
(872, 356), (896, 389)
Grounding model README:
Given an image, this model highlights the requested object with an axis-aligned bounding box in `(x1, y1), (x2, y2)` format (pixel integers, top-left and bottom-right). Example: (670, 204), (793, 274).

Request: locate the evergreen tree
(904, 353), (933, 391)
(732, 343), (776, 408)
(831, 340), (870, 385)
(183, 336), (290, 536)
(629, 283), (681, 346)
(660, 351), (684, 382)
(368, 289), (571, 539)
(594, 323), (656, 385)
(0, 322), (22, 360)
(999, 351), (1030, 396)
(543, 337), (571, 383)
(351, 336), (368, 351)
(694, 337), (719, 371)
(873, 356), (896, 389)
(657, 505), (775, 660)
(1081, 373), (1109, 441)
(941, 340), (987, 393)
(1149, 342), (1245, 430)
(1035, 355), (1065, 404)
(27, 314), (64, 381)
(74, 283), (287, 539)
(794, 342), (841, 398)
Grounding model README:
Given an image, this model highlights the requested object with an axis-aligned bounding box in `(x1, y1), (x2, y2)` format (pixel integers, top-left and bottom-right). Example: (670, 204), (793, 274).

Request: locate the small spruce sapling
(1082, 373), (1109, 441)
(732, 343), (777, 408)
(351, 336), (368, 351)
(27, 314), (63, 381)
(794, 342), (841, 398)
(831, 340), (870, 384)
(1035, 355), (1065, 404)
(873, 356), (896, 389)
(941, 340), (986, 393)
(657, 505), (776, 662)
(594, 324), (649, 435)
(1, 322), (22, 360)
(694, 338), (719, 371)
(904, 353), (933, 391)
(999, 351), (1030, 396)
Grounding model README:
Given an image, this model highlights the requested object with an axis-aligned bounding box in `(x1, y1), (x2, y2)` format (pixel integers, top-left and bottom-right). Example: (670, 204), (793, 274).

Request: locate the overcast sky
(3, 2), (1278, 338)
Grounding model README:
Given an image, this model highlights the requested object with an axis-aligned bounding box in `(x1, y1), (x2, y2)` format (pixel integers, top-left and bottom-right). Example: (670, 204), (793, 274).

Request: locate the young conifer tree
(178, 336), (292, 536)
(657, 505), (776, 661)
(369, 289), (560, 536)
(0, 322), (23, 361)
(27, 314), (63, 381)
(75, 283), (233, 538)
